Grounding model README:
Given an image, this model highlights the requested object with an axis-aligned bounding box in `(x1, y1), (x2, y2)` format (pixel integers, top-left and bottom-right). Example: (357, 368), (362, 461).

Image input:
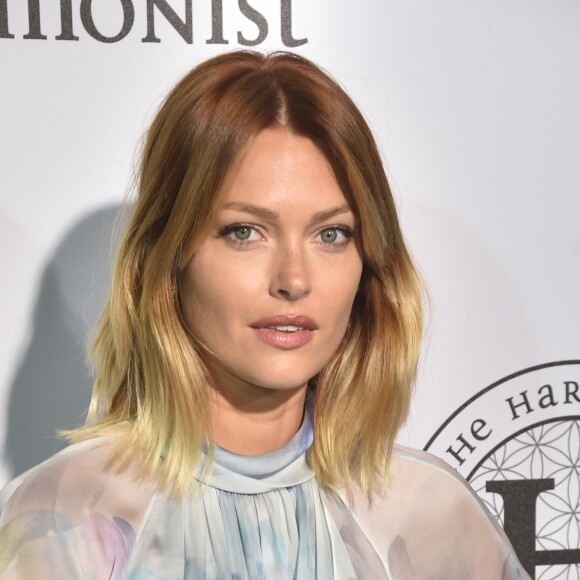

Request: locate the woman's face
(181, 128), (363, 393)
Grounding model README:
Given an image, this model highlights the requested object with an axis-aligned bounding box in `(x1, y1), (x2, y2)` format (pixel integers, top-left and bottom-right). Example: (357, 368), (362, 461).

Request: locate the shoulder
(376, 443), (502, 537)
(1, 437), (155, 523)
(339, 444), (528, 579)
(0, 438), (156, 579)
(389, 443), (486, 513)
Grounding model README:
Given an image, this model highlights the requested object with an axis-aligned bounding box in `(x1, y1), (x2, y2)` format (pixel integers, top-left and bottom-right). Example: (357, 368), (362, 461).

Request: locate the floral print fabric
(0, 402), (529, 579)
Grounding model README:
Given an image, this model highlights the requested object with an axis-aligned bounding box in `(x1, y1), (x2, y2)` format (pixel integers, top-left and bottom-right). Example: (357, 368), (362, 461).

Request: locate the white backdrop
(1, 3), (579, 565)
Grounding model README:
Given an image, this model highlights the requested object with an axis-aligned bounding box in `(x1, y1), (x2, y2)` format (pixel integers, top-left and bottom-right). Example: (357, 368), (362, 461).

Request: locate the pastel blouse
(0, 405), (528, 579)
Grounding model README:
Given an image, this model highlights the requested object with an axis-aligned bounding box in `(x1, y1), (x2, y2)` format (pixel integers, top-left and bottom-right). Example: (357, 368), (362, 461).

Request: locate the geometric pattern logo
(470, 419), (580, 580)
(425, 361), (580, 579)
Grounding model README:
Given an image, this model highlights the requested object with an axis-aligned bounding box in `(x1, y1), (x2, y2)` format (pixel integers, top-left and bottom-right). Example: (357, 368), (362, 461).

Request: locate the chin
(237, 365), (320, 392)
(244, 373), (315, 392)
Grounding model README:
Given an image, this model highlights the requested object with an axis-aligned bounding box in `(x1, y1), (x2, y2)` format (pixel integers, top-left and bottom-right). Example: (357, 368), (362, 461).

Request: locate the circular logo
(425, 361), (580, 579)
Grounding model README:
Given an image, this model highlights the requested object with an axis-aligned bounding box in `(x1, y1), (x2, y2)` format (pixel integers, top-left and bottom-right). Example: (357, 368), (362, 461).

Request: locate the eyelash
(315, 225), (357, 248)
(217, 223), (357, 249)
(217, 223), (262, 247)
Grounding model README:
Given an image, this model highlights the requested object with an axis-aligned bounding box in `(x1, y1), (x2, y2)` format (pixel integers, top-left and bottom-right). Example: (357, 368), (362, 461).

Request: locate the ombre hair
(68, 51), (423, 498)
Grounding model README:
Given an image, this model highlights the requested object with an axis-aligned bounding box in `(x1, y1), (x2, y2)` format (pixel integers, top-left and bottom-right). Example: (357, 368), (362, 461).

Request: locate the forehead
(219, 128), (351, 213)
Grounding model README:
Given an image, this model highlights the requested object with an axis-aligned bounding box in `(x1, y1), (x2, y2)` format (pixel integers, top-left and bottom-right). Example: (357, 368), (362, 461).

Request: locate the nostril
(268, 247), (312, 301)
(272, 280), (311, 301)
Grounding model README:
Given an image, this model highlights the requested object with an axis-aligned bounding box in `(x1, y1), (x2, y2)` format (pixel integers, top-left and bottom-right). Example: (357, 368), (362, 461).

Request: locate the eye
(320, 228), (340, 243)
(233, 225), (253, 241)
(218, 223), (263, 246)
(317, 226), (354, 245)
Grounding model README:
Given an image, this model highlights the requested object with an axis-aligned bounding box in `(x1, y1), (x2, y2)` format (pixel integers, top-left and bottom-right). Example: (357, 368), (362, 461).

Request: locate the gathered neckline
(198, 392), (315, 494)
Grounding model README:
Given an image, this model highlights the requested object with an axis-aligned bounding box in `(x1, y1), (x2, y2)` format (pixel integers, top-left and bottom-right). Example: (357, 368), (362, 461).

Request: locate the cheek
(181, 256), (220, 334)
(181, 253), (260, 332)
(319, 259), (362, 329)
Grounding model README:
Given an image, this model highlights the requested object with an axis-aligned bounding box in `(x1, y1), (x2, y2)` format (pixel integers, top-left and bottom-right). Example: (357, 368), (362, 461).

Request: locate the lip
(250, 314), (318, 331)
(250, 314), (317, 350)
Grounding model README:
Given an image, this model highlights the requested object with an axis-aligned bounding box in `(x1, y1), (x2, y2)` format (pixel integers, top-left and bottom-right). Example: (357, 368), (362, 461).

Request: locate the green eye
(234, 226), (252, 240)
(320, 228), (338, 243)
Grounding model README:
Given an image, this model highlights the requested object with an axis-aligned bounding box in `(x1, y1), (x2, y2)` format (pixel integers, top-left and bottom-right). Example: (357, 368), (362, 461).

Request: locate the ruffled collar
(198, 393), (315, 494)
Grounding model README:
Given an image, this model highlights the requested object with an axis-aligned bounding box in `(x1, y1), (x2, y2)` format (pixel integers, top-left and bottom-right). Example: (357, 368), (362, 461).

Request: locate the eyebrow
(222, 202), (353, 225)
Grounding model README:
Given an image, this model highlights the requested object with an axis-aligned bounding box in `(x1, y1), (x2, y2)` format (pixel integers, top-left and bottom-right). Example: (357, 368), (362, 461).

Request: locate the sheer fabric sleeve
(0, 439), (154, 580)
(341, 445), (530, 580)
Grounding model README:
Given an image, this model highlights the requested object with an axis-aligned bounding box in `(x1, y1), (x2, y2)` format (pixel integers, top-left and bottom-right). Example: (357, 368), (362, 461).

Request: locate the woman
(0, 51), (528, 579)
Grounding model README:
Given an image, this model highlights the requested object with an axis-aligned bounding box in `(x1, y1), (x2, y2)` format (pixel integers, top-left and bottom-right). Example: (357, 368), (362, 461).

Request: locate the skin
(181, 127), (363, 455)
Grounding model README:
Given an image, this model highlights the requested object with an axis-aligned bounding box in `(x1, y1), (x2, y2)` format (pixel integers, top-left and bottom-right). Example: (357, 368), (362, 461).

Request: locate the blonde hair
(67, 51), (423, 498)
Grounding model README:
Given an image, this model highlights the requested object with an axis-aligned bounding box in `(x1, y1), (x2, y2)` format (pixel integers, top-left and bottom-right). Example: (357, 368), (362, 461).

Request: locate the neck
(208, 378), (308, 455)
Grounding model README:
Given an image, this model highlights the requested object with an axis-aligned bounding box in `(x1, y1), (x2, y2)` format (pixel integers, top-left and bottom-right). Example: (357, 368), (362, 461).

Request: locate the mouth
(266, 325), (306, 332)
(250, 315), (318, 331)
(250, 315), (317, 350)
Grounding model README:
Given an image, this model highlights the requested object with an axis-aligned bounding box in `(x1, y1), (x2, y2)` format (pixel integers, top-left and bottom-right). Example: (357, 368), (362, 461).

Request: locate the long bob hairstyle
(69, 51), (423, 498)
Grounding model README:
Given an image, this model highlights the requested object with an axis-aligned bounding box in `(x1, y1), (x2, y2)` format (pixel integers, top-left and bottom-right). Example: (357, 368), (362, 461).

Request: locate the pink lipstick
(250, 315), (317, 350)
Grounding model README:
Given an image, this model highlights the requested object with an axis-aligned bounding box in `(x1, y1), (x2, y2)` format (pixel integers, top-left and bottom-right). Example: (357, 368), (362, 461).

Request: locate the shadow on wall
(3, 204), (124, 479)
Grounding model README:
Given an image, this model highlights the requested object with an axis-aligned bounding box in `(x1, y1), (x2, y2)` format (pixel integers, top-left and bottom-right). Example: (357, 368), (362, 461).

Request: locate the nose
(269, 242), (311, 301)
